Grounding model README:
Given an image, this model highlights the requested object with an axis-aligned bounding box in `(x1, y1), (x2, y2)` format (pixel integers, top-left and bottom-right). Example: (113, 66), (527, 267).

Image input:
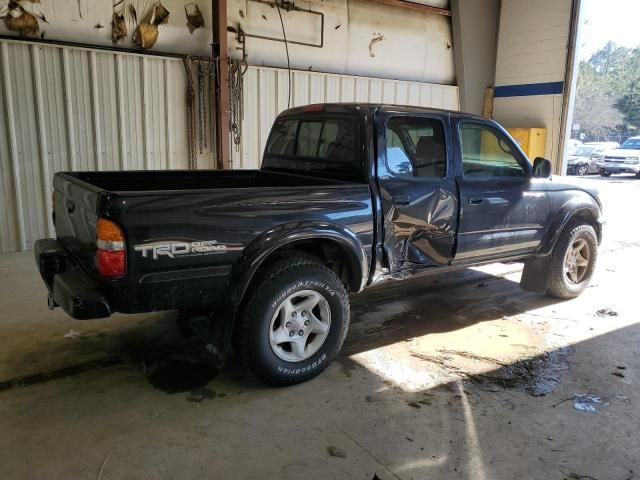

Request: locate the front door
(376, 112), (459, 273)
(453, 119), (550, 262)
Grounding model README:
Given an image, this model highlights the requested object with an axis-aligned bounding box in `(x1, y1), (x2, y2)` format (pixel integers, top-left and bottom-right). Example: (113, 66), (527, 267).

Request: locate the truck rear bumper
(34, 239), (111, 320)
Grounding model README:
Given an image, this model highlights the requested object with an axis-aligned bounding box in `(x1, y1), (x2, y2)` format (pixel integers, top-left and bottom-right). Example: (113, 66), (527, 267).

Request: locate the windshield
(620, 138), (640, 149)
(573, 147), (595, 156)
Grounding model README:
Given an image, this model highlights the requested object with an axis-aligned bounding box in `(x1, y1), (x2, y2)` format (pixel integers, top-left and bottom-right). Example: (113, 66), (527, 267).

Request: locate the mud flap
(207, 306), (237, 368)
(177, 306), (237, 369)
(520, 255), (552, 294)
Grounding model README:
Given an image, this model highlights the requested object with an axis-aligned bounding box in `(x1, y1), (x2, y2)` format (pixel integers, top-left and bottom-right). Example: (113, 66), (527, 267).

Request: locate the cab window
(385, 117), (447, 178)
(459, 122), (528, 178)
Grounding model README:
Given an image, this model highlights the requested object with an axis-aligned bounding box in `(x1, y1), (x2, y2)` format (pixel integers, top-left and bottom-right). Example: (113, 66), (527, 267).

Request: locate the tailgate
(53, 173), (102, 274)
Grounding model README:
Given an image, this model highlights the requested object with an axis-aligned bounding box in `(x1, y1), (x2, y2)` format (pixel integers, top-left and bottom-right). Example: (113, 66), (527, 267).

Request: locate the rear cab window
(262, 114), (363, 181)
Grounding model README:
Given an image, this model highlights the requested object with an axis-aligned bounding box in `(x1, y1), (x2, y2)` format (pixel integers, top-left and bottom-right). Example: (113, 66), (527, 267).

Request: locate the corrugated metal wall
(0, 39), (213, 253)
(0, 42), (458, 254)
(232, 66), (460, 169)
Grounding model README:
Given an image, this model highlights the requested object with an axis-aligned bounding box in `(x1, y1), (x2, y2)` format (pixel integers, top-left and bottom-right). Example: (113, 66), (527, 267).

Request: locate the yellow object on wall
(506, 128), (547, 161)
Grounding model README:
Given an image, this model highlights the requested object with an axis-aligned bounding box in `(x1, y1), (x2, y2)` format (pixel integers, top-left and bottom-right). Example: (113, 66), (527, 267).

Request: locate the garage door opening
(563, 0), (640, 178)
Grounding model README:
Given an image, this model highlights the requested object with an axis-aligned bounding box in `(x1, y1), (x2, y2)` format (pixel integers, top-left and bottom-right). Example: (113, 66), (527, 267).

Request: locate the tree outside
(573, 41), (640, 143)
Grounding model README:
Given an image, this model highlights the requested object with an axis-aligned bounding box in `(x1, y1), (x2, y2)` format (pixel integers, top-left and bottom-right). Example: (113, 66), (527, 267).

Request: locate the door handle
(66, 201), (76, 213)
(395, 195), (411, 206)
(468, 197), (484, 205)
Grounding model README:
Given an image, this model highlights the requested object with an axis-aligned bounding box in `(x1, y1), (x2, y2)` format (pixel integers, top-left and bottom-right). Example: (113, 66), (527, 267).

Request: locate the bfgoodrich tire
(238, 256), (350, 386)
(547, 220), (598, 299)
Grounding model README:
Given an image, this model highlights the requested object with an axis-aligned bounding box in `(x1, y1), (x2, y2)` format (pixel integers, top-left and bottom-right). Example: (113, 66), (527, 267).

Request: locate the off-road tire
(238, 256), (350, 386)
(547, 220), (598, 299)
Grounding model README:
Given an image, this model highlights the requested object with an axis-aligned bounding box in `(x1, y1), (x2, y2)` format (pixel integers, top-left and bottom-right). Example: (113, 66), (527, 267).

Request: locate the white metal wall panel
(0, 39), (209, 253)
(232, 66), (460, 169)
(492, 0), (571, 168)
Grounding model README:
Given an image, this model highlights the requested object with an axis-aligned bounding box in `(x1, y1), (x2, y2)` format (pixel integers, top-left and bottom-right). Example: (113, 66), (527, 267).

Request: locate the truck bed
(51, 168), (374, 314)
(65, 169), (350, 193)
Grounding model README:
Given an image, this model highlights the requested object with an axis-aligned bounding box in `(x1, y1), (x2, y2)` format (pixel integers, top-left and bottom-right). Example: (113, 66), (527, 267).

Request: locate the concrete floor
(1, 175), (639, 480)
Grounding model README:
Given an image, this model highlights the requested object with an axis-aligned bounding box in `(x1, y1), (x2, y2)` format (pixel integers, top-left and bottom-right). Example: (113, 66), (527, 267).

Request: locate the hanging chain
(184, 56), (216, 170)
(183, 56), (197, 170)
(229, 58), (247, 152)
(208, 57), (215, 154)
(198, 61), (206, 155)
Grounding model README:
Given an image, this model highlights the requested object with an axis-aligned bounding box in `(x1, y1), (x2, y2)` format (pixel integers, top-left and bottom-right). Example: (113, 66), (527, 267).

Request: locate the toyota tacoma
(35, 104), (604, 386)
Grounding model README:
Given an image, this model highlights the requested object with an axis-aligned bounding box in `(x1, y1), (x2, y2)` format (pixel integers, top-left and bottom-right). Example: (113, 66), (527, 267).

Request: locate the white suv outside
(599, 136), (640, 177)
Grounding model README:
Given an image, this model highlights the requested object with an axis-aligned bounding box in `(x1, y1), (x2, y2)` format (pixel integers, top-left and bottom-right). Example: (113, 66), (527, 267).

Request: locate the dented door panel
(376, 112), (460, 273)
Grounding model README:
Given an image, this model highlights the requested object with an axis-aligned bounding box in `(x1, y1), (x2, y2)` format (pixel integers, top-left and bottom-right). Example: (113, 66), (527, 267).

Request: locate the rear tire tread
(238, 256), (349, 386)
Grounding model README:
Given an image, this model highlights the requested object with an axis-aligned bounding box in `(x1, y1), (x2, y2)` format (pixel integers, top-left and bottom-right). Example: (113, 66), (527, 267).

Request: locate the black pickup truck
(35, 104), (604, 386)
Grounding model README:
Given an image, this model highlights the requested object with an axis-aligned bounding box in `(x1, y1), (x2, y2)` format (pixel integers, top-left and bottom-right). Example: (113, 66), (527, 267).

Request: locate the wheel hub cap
(269, 290), (331, 362)
(564, 238), (590, 284)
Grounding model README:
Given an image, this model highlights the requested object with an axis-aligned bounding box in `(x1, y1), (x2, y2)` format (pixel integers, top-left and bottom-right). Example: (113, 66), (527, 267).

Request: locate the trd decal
(134, 240), (241, 260)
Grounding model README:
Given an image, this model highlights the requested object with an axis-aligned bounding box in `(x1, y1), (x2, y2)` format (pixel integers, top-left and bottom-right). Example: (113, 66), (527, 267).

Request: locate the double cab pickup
(35, 104), (604, 385)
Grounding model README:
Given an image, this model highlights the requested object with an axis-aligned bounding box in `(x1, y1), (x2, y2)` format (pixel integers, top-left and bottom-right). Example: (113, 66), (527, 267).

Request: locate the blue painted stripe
(494, 81), (564, 97)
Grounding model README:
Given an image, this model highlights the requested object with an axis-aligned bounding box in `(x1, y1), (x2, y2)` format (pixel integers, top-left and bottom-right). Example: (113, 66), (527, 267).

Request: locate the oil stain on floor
(147, 358), (218, 394)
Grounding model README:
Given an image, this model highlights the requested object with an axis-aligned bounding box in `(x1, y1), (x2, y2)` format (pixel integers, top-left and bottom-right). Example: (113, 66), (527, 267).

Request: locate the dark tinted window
(263, 116), (359, 180)
(267, 119), (298, 155)
(385, 117), (447, 178)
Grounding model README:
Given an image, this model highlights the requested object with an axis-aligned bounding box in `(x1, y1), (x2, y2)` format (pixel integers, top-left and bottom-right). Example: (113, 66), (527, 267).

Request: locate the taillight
(96, 218), (126, 278)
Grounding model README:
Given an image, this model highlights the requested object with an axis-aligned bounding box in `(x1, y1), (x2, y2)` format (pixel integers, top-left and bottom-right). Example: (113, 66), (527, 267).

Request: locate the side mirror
(533, 157), (552, 178)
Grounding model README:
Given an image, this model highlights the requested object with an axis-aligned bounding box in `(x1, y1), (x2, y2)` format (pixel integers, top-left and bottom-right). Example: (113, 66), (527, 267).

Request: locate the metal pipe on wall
(213, 0), (231, 169)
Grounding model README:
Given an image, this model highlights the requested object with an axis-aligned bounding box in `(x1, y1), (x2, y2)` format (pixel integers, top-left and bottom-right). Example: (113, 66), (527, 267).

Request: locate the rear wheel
(547, 221), (598, 299)
(238, 256), (350, 386)
(600, 171), (611, 177)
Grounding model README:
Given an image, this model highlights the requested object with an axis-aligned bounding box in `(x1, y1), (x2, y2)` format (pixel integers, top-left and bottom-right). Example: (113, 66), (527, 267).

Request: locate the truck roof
(279, 103), (486, 121)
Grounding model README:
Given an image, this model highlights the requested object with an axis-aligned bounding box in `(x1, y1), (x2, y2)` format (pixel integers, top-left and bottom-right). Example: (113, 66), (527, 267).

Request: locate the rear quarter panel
(103, 185), (374, 312)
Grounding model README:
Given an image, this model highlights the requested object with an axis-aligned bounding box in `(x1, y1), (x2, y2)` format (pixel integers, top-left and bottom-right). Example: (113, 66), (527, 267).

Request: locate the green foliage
(574, 42), (640, 141)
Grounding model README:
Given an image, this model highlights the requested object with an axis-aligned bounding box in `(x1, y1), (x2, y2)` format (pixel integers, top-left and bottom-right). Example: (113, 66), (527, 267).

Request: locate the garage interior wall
(0, 0), (215, 56)
(0, 0), (460, 254)
(0, 39), (215, 253)
(450, 0), (499, 115)
(491, 0), (573, 171)
(227, 0), (456, 85)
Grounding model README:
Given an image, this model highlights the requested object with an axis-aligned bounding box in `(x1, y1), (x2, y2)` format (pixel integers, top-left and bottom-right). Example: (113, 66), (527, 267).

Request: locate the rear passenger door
(453, 118), (550, 262)
(376, 112), (459, 272)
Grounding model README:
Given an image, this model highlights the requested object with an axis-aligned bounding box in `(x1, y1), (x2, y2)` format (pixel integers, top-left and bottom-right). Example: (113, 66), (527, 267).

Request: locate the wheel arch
(539, 197), (603, 256)
(522, 201), (602, 294)
(224, 222), (368, 307)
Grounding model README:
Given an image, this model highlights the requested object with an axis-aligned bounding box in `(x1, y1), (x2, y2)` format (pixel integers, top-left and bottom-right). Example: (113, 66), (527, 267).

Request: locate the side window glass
(385, 117), (447, 178)
(460, 123), (527, 178)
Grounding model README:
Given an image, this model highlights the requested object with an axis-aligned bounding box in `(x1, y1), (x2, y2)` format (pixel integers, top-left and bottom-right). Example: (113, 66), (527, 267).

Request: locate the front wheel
(546, 221), (598, 299)
(577, 165), (588, 176)
(238, 256), (350, 386)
